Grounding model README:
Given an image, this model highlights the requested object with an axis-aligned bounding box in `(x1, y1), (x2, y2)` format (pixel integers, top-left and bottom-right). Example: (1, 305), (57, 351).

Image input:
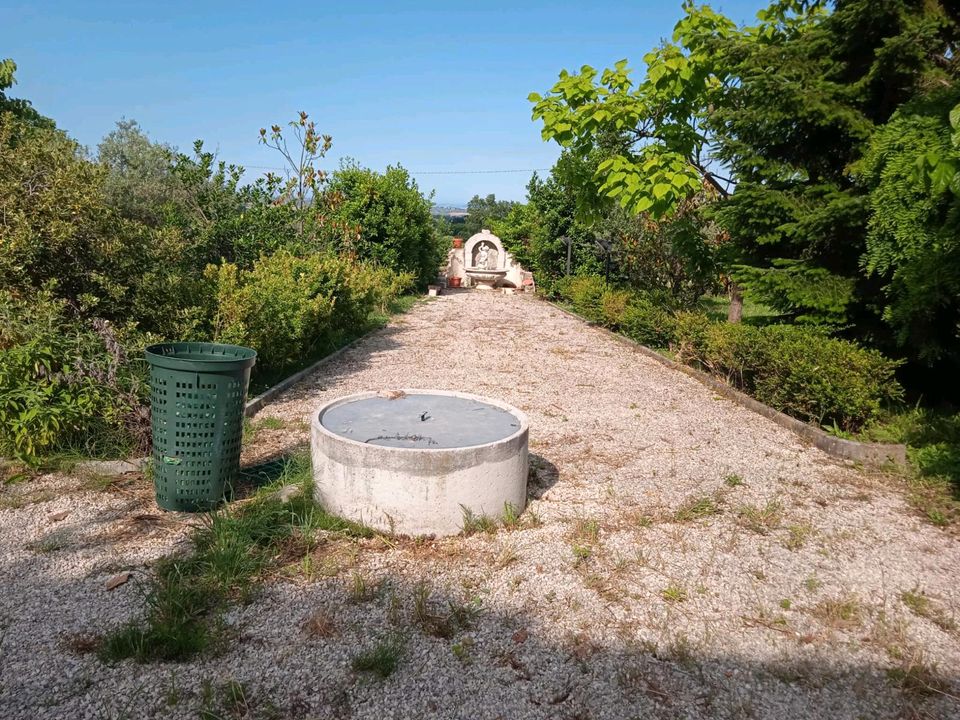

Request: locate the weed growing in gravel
(460, 506), (498, 535)
(496, 544), (519, 568)
(349, 571), (375, 603)
(303, 610), (337, 638)
(812, 595), (863, 629)
(352, 634), (405, 678)
(736, 500), (783, 534)
(900, 588), (956, 632)
(804, 575), (822, 593)
(571, 543), (592, 565)
(784, 523), (813, 550)
(99, 452), (372, 663)
(673, 495), (721, 522)
(164, 670), (181, 706)
(242, 416), (287, 443)
(461, 502), (533, 535)
(451, 636), (475, 664)
(501, 502), (521, 529)
(26, 531), (70, 553)
(410, 582), (478, 638)
(723, 474), (744, 487)
(661, 584), (688, 603)
(885, 650), (950, 698)
(198, 677), (278, 719)
(572, 516), (601, 543)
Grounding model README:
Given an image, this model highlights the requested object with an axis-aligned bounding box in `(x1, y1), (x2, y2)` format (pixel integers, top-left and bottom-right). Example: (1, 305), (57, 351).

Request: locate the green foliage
(258, 111), (332, 212)
(675, 322), (903, 431)
(621, 296), (677, 348)
(529, 0), (960, 366)
(0, 58), (53, 129)
(600, 201), (720, 307)
(555, 279), (901, 431)
(0, 88), (425, 462)
(0, 291), (147, 462)
(858, 102), (960, 365)
(97, 119), (181, 226)
(856, 407), (960, 526)
(0, 116), (137, 314)
(463, 193), (519, 237)
(732, 259), (856, 327)
(207, 250), (413, 375)
(325, 162), (442, 287)
(351, 635), (405, 678)
(555, 275), (608, 322)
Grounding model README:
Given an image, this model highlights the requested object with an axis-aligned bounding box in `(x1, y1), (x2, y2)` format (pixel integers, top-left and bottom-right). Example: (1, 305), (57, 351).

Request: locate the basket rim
(145, 342), (257, 371)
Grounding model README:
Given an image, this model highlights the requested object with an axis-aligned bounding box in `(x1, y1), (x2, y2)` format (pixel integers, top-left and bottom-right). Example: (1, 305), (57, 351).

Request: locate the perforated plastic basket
(145, 342), (257, 512)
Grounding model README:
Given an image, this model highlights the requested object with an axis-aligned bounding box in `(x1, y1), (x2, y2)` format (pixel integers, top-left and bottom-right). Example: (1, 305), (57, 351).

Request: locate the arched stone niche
(464, 229), (505, 270)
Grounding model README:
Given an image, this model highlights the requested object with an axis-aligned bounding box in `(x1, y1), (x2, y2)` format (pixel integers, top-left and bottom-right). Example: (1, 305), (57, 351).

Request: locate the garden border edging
(546, 300), (907, 468)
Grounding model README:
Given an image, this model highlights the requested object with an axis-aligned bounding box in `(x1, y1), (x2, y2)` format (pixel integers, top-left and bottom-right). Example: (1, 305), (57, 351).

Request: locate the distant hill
(431, 205), (468, 217)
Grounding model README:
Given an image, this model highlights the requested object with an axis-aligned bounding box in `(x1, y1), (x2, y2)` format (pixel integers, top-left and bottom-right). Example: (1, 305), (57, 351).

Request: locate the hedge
(555, 277), (903, 432)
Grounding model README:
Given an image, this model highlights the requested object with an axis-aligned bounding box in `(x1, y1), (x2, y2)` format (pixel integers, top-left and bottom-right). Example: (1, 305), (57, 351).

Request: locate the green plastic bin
(145, 342), (257, 512)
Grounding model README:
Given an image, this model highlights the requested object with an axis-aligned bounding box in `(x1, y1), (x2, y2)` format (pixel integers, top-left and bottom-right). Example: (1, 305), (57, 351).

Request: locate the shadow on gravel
(8, 559), (954, 720)
(528, 454), (560, 500)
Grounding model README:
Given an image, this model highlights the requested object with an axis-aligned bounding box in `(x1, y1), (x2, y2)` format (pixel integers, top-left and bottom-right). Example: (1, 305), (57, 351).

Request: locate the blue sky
(2, 0), (764, 205)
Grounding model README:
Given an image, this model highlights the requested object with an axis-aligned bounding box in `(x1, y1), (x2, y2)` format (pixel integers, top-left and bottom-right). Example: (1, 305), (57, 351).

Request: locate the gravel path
(1, 291), (958, 719)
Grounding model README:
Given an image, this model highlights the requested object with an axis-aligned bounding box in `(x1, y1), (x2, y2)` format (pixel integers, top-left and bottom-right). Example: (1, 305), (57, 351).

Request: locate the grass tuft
(723, 474), (744, 488)
(100, 451), (371, 663)
(661, 583), (689, 603)
(673, 495), (721, 522)
(736, 500), (783, 535)
(900, 588), (956, 633)
(352, 635), (405, 678)
(811, 595), (863, 630)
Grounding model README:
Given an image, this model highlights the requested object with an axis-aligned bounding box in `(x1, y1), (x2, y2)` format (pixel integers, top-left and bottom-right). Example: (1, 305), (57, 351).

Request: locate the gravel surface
(1, 290), (958, 719)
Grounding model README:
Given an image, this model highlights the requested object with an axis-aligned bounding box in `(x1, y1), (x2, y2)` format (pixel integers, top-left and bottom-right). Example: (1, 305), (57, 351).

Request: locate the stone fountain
(465, 233), (508, 290)
(445, 229), (533, 290)
(311, 390), (529, 536)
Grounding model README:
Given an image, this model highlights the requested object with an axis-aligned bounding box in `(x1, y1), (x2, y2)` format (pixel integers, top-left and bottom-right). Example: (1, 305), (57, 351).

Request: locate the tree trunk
(727, 283), (743, 324)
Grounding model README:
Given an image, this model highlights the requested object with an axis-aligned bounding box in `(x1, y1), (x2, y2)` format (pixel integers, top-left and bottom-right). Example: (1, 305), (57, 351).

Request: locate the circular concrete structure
(311, 390), (529, 537)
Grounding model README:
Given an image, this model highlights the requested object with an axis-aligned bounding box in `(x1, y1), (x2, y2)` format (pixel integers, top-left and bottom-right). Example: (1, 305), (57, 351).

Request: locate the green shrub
(751, 326), (903, 431)
(207, 250), (412, 375)
(599, 288), (632, 329)
(677, 320), (902, 431)
(325, 162), (443, 287)
(621, 296), (676, 348)
(0, 291), (148, 462)
(671, 311), (712, 362)
(556, 275), (608, 322)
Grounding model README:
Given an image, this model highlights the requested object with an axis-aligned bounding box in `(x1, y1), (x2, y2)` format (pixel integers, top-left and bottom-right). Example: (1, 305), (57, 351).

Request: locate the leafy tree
(0, 58), (53, 129)
(98, 119), (181, 226)
(258, 111), (332, 212)
(463, 193), (519, 237)
(600, 199), (720, 307)
(530, 0), (960, 344)
(1, 115), (138, 314)
(324, 161), (442, 287)
(857, 94), (960, 366)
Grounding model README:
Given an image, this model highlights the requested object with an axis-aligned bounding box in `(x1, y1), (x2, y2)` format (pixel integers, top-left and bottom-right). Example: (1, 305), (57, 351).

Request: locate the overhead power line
(410, 168), (550, 175)
(241, 165), (550, 175)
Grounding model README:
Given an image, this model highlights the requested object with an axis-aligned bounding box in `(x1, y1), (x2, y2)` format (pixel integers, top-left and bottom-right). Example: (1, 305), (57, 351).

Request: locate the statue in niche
(473, 242), (498, 270)
(475, 243), (489, 269)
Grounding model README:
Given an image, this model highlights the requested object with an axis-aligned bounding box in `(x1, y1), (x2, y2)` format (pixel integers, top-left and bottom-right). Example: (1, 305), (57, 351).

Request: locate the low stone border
(547, 301), (907, 468)
(243, 333), (370, 418)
